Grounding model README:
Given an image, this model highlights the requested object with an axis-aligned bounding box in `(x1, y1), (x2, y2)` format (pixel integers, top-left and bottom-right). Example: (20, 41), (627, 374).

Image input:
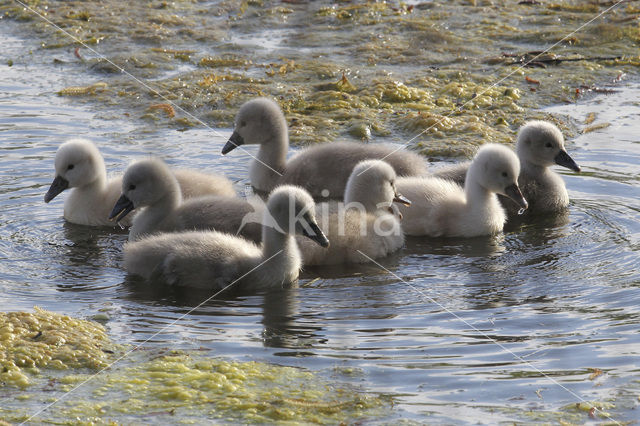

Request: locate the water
(1, 19), (640, 424)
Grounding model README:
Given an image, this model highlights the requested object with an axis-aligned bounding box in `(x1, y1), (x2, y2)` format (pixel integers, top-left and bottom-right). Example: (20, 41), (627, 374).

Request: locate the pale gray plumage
(297, 160), (408, 265)
(171, 196), (263, 244)
(222, 98), (428, 198)
(397, 144), (528, 237)
(172, 169), (236, 200)
(44, 139), (235, 227)
(432, 121), (580, 215)
(513, 121), (580, 214)
(44, 138), (129, 227)
(123, 186), (329, 291)
(113, 158), (261, 242)
(431, 161), (471, 185)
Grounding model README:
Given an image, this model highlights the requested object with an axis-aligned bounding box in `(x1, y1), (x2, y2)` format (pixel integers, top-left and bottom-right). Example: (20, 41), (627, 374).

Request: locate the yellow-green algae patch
(51, 353), (390, 424)
(0, 310), (391, 424)
(58, 82), (108, 97)
(0, 308), (118, 389)
(564, 400), (616, 419)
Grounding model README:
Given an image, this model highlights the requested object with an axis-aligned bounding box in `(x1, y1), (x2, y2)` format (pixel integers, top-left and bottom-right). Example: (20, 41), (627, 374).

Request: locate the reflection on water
(0, 22), (639, 423)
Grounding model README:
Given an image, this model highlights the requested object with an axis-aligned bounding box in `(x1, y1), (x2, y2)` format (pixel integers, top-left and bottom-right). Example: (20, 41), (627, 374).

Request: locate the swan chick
(221, 97), (427, 197)
(514, 120), (580, 214)
(297, 159), (411, 265)
(397, 144), (527, 237)
(123, 186), (329, 291)
(44, 138), (133, 227)
(110, 159), (261, 242)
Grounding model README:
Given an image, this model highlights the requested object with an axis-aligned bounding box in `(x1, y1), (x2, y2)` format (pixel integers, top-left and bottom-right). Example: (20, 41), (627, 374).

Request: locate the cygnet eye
(67, 164), (74, 170)
(501, 172), (508, 178)
(545, 142), (553, 148)
(239, 120), (247, 128)
(128, 184), (136, 191)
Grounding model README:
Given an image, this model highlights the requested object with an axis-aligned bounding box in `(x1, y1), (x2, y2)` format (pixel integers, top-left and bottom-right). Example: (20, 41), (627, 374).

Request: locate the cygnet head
(516, 121), (581, 172)
(265, 186), (329, 247)
(344, 160), (411, 212)
(109, 159), (180, 222)
(468, 144), (528, 210)
(44, 139), (106, 203)
(222, 98), (288, 154)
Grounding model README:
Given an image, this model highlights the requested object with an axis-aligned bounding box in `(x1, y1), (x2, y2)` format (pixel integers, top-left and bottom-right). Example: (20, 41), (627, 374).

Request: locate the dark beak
(554, 150), (581, 172)
(44, 175), (69, 203)
(109, 194), (135, 222)
(504, 183), (528, 210)
(393, 193), (411, 206)
(302, 221), (330, 248)
(222, 130), (244, 155)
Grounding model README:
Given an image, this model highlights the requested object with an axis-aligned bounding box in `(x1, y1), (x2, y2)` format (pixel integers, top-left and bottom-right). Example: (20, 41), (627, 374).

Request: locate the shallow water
(1, 11), (640, 426)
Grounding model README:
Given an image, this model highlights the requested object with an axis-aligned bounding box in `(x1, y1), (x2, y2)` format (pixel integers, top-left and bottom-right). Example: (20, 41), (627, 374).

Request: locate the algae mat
(0, 309), (391, 424)
(1, 0), (639, 156)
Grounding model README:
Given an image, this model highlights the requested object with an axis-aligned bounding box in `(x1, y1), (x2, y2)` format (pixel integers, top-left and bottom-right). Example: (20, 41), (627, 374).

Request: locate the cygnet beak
(222, 131), (244, 155)
(302, 221), (330, 248)
(393, 193), (411, 206)
(554, 149), (581, 172)
(504, 183), (528, 210)
(44, 175), (69, 203)
(109, 194), (135, 222)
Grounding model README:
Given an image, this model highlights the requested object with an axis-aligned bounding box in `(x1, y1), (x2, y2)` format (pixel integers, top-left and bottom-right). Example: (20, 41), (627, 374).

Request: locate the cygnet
(397, 144), (528, 237)
(110, 158), (262, 242)
(123, 186), (329, 291)
(297, 159), (411, 265)
(221, 98), (428, 198)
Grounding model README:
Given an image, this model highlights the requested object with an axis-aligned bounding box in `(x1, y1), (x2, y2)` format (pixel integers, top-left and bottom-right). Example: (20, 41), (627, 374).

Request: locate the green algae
(0, 308), (118, 389)
(56, 353), (389, 424)
(58, 82), (108, 97)
(3, 353), (391, 424)
(199, 55), (252, 69)
(0, 310), (392, 424)
(3, 0), (638, 157)
(563, 400), (616, 419)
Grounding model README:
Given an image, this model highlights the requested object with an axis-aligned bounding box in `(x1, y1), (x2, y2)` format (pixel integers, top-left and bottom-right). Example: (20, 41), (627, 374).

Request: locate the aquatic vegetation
(485, 399), (626, 424)
(0, 311), (391, 424)
(147, 103), (176, 118)
(2, 0), (638, 156)
(57, 82), (108, 97)
(199, 55), (252, 68)
(563, 400), (616, 420)
(0, 308), (117, 389)
(583, 122), (611, 133)
(55, 353), (390, 423)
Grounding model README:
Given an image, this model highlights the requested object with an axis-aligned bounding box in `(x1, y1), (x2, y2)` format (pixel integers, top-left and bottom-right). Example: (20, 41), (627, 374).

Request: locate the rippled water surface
(1, 15), (639, 424)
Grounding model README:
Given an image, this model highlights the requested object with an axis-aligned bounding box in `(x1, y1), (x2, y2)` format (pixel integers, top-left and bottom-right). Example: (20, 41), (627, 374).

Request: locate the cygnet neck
(262, 225), (296, 258)
(464, 175), (494, 210)
(257, 131), (288, 175)
(152, 187), (182, 214)
(130, 183), (182, 240)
